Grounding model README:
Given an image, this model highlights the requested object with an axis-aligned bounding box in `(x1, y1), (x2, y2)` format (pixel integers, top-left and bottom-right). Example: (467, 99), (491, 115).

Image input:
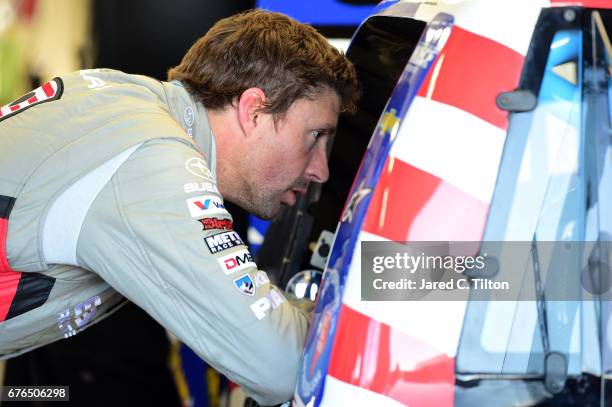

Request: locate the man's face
(239, 88), (341, 219)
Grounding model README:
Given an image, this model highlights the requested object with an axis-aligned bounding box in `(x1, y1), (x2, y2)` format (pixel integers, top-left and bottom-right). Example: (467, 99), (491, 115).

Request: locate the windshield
(455, 7), (612, 406)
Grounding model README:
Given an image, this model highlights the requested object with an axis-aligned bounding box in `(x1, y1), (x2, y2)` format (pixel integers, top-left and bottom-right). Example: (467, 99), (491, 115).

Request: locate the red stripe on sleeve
(0, 219), (21, 322)
(417, 27), (524, 131)
(42, 81), (55, 97)
(328, 304), (455, 406)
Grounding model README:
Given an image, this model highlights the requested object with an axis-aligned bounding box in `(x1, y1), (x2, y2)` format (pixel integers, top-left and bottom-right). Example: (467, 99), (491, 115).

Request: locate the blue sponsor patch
(233, 274), (255, 296)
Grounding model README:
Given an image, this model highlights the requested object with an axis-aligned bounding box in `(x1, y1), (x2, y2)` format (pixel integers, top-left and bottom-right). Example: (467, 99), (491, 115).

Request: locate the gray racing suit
(0, 69), (308, 405)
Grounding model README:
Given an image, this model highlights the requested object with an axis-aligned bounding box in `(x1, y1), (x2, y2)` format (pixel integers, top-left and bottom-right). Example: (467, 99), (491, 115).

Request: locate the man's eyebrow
(319, 125), (336, 135)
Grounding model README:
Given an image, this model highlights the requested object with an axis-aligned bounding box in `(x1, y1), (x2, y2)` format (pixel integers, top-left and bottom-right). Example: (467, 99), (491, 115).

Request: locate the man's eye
(311, 130), (323, 139)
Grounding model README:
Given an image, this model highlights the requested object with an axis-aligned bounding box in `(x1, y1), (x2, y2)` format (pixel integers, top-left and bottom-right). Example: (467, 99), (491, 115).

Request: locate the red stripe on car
(417, 26), (524, 131)
(328, 304), (456, 406)
(362, 158), (489, 241)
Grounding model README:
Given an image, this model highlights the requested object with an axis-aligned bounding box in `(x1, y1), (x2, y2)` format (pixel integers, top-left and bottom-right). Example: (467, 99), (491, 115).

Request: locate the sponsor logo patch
(187, 195), (226, 217)
(199, 218), (233, 231)
(230, 271), (269, 297)
(205, 231), (244, 254)
(233, 274), (255, 296)
(57, 295), (102, 338)
(184, 181), (218, 194)
(217, 249), (255, 275)
(253, 270), (270, 287)
(185, 157), (214, 181)
(250, 289), (285, 320)
(184, 106), (195, 127)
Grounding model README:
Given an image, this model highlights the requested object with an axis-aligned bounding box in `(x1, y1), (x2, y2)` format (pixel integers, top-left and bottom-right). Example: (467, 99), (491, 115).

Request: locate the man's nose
(305, 144), (330, 184)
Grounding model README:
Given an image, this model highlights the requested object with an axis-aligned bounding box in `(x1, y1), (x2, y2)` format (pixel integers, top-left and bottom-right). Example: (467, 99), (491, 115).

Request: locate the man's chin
(249, 201), (283, 220)
(255, 211), (276, 221)
(236, 192), (289, 220)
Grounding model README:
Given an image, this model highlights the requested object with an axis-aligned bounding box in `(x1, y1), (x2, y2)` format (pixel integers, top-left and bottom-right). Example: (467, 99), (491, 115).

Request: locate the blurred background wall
(0, 0), (91, 103)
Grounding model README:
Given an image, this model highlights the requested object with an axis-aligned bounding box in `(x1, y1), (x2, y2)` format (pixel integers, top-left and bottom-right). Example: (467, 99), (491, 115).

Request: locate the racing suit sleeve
(76, 138), (309, 406)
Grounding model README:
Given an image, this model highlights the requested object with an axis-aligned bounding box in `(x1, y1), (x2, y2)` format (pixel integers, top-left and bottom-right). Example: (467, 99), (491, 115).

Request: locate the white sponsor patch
(251, 289), (286, 320)
(253, 270), (270, 287)
(57, 295), (102, 338)
(184, 181), (218, 194)
(186, 194), (227, 218)
(184, 106), (195, 127)
(185, 157), (214, 181)
(217, 249), (255, 275)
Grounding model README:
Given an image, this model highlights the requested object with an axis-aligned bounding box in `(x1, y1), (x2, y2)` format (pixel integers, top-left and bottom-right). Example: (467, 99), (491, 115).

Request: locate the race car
(258, 0), (612, 405)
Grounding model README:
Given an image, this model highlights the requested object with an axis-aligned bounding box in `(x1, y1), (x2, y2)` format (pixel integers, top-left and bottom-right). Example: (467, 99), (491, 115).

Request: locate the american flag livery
(294, 0), (612, 406)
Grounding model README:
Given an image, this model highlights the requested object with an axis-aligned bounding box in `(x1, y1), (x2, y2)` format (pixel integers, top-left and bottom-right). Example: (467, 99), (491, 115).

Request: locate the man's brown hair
(168, 9), (359, 118)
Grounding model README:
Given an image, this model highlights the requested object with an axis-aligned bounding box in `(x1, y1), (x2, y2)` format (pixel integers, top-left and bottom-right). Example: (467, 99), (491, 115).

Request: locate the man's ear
(237, 88), (266, 134)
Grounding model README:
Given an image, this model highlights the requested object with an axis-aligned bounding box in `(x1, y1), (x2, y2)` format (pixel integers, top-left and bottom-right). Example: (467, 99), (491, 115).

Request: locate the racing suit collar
(163, 80), (217, 179)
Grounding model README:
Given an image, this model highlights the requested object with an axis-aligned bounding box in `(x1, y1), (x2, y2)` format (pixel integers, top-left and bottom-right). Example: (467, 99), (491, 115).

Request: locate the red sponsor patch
(198, 218), (233, 231)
